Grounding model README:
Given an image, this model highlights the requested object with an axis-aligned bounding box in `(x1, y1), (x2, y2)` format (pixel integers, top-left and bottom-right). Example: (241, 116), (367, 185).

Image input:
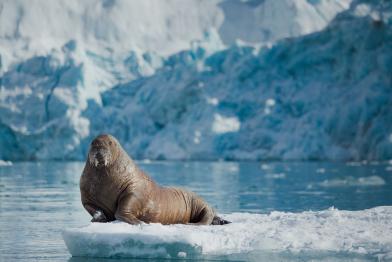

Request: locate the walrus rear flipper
(211, 216), (231, 225)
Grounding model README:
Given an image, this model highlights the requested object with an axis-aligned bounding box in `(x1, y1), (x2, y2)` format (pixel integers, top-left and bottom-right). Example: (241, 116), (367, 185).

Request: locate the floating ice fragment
(346, 162), (362, 166)
(193, 137), (200, 144)
(193, 130), (202, 144)
(226, 163), (239, 173)
(260, 164), (271, 170)
(63, 207), (392, 259)
(265, 98), (276, 107)
(0, 160), (13, 166)
(318, 176), (386, 187)
(206, 97), (219, 106)
(264, 107), (271, 115)
(265, 173), (286, 179)
(316, 168), (326, 173)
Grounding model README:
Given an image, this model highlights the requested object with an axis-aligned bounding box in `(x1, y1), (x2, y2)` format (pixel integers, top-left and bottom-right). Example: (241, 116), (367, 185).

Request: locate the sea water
(0, 161), (392, 261)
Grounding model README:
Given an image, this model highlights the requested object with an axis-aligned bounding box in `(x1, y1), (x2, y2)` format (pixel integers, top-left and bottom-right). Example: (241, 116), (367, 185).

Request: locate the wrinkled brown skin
(80, 134), (216, 225)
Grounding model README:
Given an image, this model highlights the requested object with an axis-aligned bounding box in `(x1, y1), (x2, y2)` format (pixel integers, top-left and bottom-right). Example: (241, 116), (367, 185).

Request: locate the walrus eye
(109, 141), (113, 146)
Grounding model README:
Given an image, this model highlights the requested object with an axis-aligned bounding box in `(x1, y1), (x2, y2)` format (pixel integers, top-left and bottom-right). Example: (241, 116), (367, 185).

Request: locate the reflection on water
(0, 161), (391, 261)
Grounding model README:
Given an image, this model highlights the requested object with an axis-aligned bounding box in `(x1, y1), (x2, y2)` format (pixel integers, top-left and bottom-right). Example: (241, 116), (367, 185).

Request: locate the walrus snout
(89, 148), (111, 167)
(88, 134), (119, 168)
(95, 151), (107, 165)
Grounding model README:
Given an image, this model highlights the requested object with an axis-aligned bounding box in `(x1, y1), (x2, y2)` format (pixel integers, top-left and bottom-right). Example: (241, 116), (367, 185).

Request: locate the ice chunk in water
(63, 207), (392, 260)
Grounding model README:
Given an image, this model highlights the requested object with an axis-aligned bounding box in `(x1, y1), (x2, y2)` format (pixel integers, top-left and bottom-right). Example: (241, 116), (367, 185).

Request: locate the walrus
(80, 134), (230, 225)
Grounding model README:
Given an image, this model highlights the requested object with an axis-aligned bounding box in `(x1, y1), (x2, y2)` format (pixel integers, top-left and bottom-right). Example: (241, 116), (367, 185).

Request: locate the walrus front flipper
(91, 210), (109, 223)
(115, 194), (143, 225)
(211, 216), (231, 225)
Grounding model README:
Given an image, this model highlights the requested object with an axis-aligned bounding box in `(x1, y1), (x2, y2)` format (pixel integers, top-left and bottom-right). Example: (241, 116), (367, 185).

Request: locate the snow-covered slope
(1, 0), (390, 161)
(0, 0), (350, 96)
(218, 0), (351, 45)
(0, 0), (350, 63)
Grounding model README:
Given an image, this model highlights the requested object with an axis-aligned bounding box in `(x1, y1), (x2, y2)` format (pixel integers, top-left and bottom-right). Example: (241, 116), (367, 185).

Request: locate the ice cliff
(0, 0), (391, 161)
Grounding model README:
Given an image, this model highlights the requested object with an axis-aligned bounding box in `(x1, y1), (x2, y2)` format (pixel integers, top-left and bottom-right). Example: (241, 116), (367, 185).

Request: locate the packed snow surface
(63, 206), (392, 260)
(1, 0), (391, 161)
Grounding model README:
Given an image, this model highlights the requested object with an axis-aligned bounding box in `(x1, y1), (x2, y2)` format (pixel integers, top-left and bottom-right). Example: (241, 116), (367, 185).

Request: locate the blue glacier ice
(0, 51), (89, 160)
(0, 0), (391, 161)
(81, 1), (392, 161)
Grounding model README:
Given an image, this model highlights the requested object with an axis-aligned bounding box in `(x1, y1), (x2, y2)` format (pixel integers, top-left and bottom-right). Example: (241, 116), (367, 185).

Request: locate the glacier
(63, 206), (392, 260)
(0, 0), (391, 161)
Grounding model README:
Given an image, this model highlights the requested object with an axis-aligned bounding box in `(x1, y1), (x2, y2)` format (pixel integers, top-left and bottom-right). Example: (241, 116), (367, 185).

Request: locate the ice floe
(63, 206), (392, 260)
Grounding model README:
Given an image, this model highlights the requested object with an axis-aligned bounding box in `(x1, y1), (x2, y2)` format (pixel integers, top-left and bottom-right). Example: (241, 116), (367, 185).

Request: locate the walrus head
(88, 134), (120, 168)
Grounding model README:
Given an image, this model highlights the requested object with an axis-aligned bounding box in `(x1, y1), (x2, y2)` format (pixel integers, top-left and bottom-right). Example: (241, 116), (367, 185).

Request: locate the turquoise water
(0, 161), (392, 261)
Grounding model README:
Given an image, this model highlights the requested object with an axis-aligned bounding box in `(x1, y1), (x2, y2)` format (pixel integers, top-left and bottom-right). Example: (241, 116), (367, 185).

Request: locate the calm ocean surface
(1, 161), (391, 261)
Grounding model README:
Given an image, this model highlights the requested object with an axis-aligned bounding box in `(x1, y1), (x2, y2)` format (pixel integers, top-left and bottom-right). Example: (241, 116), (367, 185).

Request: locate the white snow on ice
(63, 206), (392, 260)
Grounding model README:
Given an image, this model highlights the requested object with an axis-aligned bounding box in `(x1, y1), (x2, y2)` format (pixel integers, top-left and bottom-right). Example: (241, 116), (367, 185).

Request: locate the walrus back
(153, 187), (227, 225)
(151, 187), (193, 224)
